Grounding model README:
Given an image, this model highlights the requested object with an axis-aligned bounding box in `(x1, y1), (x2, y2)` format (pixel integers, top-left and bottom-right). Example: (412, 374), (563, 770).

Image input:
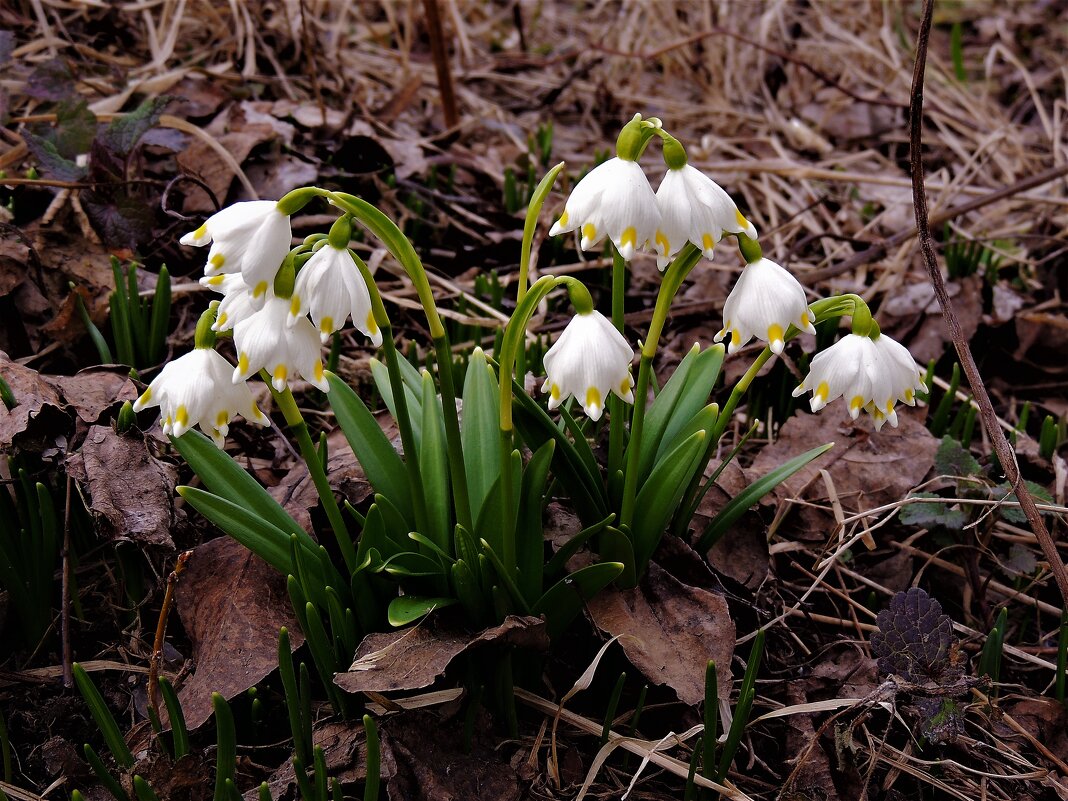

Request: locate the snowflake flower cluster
(135, 200), (379, 446)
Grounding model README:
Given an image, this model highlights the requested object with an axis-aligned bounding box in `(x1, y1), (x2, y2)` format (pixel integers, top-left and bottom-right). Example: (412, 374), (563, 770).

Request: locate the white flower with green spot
(132, 348), (267, 447)
(792, 333), (878, 419)
(181, 200), (292, 305)
(541, 310), (634, 421)
(232, 297), (328, 392)
(715, 257), (815, 355)
(287, 244), (382, 346)
(654, 164), (758, 270)
(866, 333), (927, 430)
(548, 157), (661, 260)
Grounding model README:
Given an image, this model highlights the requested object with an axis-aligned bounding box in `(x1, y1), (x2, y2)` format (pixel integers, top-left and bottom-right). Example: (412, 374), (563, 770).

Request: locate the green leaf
(326, 371), (411, 516)
(697, 442), (834, 552)
(544, 513), (616, 577)
(997, 480), (1055, 524)
(73, 663), (134, 768)
(899, 493), (967, 530)
(462, 348), (501, 522)
(381, 550), (445, 578)
(638, 344), (723, 482)
(387, 595), (458, 626)
(147, 265), (171, 366)
(101, 96), (173, 157)
(419, 370), (451, 550)
(599, 526), (636, 588)
(934, 435), (980, 478)
(631, 430), (708, 574)
(172, 430), (311, 546)
(516, 440), (554, 601)
(451, 560), (488, 626)
(370, 357), (423, 450)
(533, 562), (624, 639)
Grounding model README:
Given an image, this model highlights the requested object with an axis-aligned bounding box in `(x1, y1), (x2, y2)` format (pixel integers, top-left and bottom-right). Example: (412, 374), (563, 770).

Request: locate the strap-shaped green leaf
(73, 663), (134, 768)
(657, 403), (718, 464)
(631, 430), (707, 575)
(386, 595), (458, 626)
(599, 525), (636, 589)
(696, 442), (834, 552)
(533, 562), (624, 639)
(637, 344), (723, 482)
(326, 371), (409, 512)
(451, 560), (488, 626)
(172, 430), (312, 550)
(419, 370), (451, 551)
(516, 440), (554, 602)
(370, 357), (423, 450)
(543, 513), (616, 577)
(381, 550), (446, 578)
(461, 349), (501, 522)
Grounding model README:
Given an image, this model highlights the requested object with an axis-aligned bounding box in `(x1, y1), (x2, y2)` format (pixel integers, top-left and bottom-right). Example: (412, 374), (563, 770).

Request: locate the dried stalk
(908, 0), (1068, 606)
(147, 549), (192, 717)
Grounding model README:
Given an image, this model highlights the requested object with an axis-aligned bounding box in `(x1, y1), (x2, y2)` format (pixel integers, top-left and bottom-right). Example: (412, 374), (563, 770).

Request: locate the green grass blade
(73, 662), (134, 768)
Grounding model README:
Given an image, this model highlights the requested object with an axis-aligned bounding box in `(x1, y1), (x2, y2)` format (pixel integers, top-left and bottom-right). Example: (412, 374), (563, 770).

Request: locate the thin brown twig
(422, 0), (458, 129)
(147, 549), (192, 717)
(908, 0), (1068, 607)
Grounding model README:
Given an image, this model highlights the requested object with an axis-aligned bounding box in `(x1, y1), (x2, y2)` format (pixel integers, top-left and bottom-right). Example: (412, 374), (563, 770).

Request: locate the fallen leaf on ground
(46, 367), (136, 423)
(175, 536), (305, 730)
(0, 355), (67, 449)
(336, 615), (547, 695)
(248, 721), (379, 800)
(585, 561), (735, 705)
(380, 708), (522, 801)
(66, 425), (178, 549)
(745, 409), (938, 540)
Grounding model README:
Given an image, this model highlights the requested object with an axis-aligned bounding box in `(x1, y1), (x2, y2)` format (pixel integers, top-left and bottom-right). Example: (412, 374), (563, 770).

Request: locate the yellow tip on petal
(314, 360), (324, 382)
(192, 224), (208, 240)
(216, 312), (228, 328)
(814, 382), (829, 403)
(701, 233), (715, 253)
(319, 316), (334, 336)
(273, 364), (288, 385)
(207, 275), (225, 286)
(559, 210), (569, 227)
(134, 388), (152, 409)
(210, 253), (225, 269)
(581, 222), (597, 242)
(365, 311), (379, 336)
(849, 395), (865, 413)
(216, 410), (229, 427)
(767, 323), (784, 348)
(620, 226), (637, 249)
(253, 281), (268, 298)
(175, 405), (189, 429)
(290, 295), (302, 317)
(885, 400), (895, 413)
(585, 386), (602, 413)
(730, 329), (741, 348)
(620, 378), (631, 396)
(735, 210), (749, 229)
(904, 388), (914, 403)
(237, 352), (250, 376)
(550, 384), (561, 401)
(655, 230), (669, 255)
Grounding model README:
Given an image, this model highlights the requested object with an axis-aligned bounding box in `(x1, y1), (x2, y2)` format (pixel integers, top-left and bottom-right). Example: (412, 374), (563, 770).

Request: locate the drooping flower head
(181, 200), (292, 304)
(541, 310), (634, 421)
(132, 310), (268, 447)
(655, 167), (757, 270)
(200, 273), (263, 333)
(792, 330), (925, 430)
(288, 219), (382, 347)
(232, 296), (329, 393)
(714, 246), (815, 355)
(548, 114), (661, 260)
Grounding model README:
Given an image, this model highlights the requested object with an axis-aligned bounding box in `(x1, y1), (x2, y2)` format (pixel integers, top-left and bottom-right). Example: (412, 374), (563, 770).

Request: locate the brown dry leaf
(65, 425), (177, 549)
(1001, 699), (1068, 765)
(380, 709), (522, 801)
(780, 682), (839, 801)
(694, 460), (770, 590)
(585, 561), (735, 705)
(745, 409), (938, 539)
(175, 536), (305, 730)
(0, 355), (67, 449)
(46, 367), (136, 423)
(880, 275), (983, 365)
(1014, 311), (1068, 363)
(336, 615), (547, 695)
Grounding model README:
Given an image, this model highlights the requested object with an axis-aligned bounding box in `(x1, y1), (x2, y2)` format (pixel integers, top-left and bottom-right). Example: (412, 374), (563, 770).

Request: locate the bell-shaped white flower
(200, 273), (264, 333)
(232, 296), (329, 393)
(132, 348), (268, 446)
(654, 165), (758, 269)
(714, 257), (815, 355)
(540, 310), (634, 421)
(865, 334), (927, 430)
(181, 200), (292, 303)
(792, 333), (878, 419)
(548, 158), (660, 260)
(288, 244), (382, 346)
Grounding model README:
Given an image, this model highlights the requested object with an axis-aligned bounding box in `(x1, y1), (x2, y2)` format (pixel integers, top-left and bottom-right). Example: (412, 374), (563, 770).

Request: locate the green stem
(328, 190), (472, 531)
(270, 383), (358, 573)
(619, 245), (702, 529)
(608, 248), (626, 477)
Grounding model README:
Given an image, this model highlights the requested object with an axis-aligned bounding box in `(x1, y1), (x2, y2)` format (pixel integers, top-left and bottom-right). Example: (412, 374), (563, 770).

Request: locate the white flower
(540, 310), (634, 421)
(791, 333), (878, 419)
(548, 158), (660, 260)
(654, 165), (758, 269)
(288, 245), (382, 346)
(714, 257), (815, 355)
(132, 348), (268, 446)
(232, 297), (329, 393)
(200, 273), (264, 333)
(866, 334), (927, 430)
(181, 201), (292, 302)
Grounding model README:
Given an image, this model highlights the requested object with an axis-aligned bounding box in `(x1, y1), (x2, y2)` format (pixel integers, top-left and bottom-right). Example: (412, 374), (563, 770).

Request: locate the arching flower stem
(618, 244), (703, 530)
(608, 247), (627, 476)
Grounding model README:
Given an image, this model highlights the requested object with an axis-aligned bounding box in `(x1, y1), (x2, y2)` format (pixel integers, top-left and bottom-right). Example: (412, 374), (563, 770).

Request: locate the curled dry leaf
(65, 424), (178, 549)
(175, 536), (304, 730)
(745, 409), (938, 540)
(336, 615), (547, 695)
(585, 561), (735, 705)
(0, 356), (67, 450)
(46, 367), (136, 423)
